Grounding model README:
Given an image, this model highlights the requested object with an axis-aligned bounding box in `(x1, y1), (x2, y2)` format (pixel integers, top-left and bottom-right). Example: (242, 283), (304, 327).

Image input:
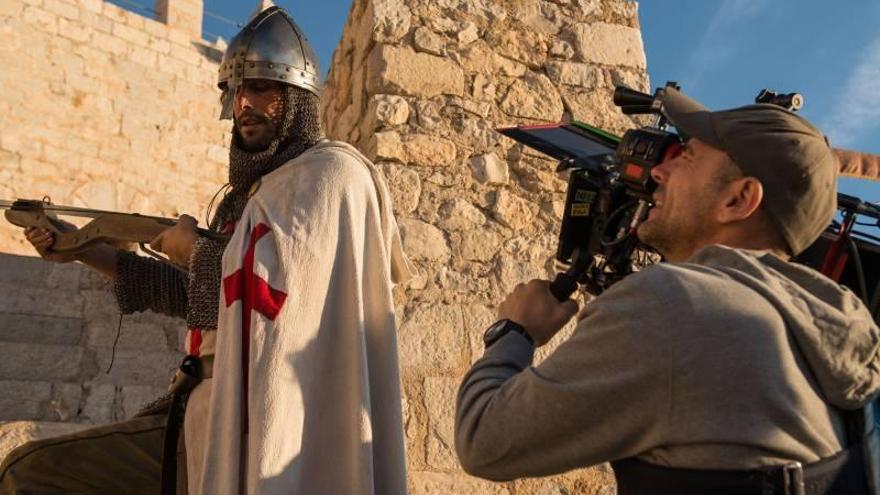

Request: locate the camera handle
(549, 248), (593, 301)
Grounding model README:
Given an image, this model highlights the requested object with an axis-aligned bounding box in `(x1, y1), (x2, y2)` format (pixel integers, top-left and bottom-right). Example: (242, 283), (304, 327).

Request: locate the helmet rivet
(281, 75), (286, 79)
(268, 63), (274, 69)
(285, 67), (290, 72)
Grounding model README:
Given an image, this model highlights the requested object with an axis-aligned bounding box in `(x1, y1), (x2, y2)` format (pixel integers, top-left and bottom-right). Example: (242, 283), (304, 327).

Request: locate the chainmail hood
(186, 85), (323, 331)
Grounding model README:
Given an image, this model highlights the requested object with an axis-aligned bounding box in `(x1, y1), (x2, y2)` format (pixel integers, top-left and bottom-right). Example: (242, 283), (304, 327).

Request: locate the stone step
(0, 252), (82, 290)
(0, 311), (83, 345)
(0, 342), (85, 382)
(0, 380), (53, 421)
(0, 284), (82, 319)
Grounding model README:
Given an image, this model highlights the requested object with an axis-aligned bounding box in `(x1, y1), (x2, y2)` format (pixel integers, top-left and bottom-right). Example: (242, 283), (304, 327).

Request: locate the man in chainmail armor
(1, 6), (409, 495)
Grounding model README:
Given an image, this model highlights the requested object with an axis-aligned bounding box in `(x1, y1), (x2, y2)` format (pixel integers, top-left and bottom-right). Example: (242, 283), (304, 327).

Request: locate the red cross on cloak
(222, 222), (288, 434)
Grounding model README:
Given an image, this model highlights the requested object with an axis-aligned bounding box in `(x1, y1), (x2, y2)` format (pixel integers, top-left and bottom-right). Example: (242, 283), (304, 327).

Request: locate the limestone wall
(0, 0), (228, 256)
(322, 0), (649, 492)
(0, 0), (225, 422)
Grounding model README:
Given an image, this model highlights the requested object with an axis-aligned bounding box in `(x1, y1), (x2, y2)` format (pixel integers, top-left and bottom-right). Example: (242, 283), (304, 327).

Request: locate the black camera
(498, 82), (684, 298)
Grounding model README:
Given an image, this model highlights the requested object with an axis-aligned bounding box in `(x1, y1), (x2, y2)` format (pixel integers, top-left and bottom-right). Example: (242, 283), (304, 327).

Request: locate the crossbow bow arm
(2, 199), (225, 254)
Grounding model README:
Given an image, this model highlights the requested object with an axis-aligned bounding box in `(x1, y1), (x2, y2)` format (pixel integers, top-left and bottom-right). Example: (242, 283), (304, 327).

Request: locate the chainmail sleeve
(113, 250), (189, 318)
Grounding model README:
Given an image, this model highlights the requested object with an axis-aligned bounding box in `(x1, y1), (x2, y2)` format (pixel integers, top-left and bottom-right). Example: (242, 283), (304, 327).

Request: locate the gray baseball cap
(662, 88), (837, 255)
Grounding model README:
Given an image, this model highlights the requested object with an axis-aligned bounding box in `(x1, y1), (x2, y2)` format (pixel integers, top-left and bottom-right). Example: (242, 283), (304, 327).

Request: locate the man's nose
(650, 160), (669, 184)
(236, 88), (254, 110)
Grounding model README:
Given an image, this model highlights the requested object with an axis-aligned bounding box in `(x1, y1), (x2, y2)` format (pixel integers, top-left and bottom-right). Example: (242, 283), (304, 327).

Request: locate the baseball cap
(662, 88), (837, 255)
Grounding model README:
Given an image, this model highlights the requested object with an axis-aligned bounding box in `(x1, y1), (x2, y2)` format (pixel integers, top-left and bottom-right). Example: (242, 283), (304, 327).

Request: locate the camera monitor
(496, 122), (621, 164)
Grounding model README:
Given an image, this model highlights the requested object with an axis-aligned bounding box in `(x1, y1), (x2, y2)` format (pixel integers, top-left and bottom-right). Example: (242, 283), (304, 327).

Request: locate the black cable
(205, 183), (231, 229)
(846, 237), (870, 307)
(105, 313), (124, 374)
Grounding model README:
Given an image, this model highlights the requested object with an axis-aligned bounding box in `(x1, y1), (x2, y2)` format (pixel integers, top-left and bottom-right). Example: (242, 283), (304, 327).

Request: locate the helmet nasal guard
(218, 6), (321, 119)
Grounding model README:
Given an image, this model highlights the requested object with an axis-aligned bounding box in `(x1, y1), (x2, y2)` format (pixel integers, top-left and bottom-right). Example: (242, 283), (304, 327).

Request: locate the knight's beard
(233, 116), (279, 152)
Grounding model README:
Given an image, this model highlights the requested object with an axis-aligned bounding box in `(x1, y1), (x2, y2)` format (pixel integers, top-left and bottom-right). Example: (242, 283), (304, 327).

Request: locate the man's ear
(716, 177), (763, 224)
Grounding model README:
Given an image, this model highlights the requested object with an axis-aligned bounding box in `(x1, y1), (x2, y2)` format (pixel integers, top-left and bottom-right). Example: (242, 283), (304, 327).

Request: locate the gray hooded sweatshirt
(455, 245), (880, 481)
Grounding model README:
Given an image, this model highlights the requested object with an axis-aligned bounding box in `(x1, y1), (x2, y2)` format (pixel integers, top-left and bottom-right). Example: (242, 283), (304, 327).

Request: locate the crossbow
(1, 198), (225, 266)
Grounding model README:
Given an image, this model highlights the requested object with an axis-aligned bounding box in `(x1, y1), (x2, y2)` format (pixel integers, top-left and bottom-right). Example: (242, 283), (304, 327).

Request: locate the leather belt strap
(161, 354), (214, 495)
(612, 445), (868, 495)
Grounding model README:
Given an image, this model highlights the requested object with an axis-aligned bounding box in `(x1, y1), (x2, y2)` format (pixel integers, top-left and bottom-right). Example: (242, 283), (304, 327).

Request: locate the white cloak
(196, 140), (410, 495)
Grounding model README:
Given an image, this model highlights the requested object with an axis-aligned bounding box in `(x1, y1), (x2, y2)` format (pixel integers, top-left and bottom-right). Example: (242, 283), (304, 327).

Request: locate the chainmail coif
(115, 86), (323, 336)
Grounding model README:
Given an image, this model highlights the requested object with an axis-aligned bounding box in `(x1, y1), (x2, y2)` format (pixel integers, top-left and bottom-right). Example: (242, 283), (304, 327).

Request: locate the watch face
(483, 320), (508, 346)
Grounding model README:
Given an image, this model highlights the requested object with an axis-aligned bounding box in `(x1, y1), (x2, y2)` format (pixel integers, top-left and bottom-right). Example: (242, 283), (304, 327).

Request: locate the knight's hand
(24, 222), (79, 263)
(150, 214), (198, 266)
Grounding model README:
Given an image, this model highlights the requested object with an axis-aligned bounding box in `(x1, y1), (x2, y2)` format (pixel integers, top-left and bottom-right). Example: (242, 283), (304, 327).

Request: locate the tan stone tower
(322, 0), (649, 492)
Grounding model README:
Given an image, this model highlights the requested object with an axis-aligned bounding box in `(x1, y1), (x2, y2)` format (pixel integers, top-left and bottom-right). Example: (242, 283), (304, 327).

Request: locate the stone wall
(0, 0), (228, 256)
(321, 0), (649, 492)
(0, 0), (223, 422)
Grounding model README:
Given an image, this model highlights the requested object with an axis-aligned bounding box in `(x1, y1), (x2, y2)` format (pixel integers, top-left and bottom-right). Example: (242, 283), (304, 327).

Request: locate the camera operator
(454, 88), (880, 494)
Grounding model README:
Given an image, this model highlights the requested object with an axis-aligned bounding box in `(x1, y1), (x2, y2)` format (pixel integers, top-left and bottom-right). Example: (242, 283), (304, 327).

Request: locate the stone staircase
(0, 253), (183, 426)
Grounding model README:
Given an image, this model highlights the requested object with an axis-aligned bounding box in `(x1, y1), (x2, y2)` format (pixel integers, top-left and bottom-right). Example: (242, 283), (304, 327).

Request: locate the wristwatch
(483, 319), (534, 348)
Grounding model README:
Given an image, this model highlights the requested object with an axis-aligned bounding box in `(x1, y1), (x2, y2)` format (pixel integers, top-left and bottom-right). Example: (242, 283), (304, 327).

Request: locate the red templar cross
(222, 222), (288, 434)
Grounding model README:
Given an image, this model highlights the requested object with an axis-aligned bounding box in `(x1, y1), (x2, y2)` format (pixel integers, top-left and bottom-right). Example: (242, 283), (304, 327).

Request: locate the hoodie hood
(689, 245), (880, 410)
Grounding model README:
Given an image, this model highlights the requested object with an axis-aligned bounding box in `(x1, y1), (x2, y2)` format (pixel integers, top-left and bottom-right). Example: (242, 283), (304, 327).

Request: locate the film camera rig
(498, 82), (686, 300)
(498, 83), (809, 301)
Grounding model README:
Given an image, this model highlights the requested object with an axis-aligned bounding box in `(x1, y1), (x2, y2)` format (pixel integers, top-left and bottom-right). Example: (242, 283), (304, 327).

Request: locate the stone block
(379, 162), (421, 215)
(43, 0), (78, 20)
(398, 218), (449, 262)
(22, 6), (57, 35)
(57, 16), (91, 43)
(369, 0), (411, 43)
(398, 303), (466, 370)
(0, 343), (83, 382)
(413, 27), (445, 56)
(500, 73), (563, 121)
(469, 153), (509, 184)
(0, 312), (82, 345)
(367, 45), (464, 98)
(424, 376), (459, 469)
(456, 21), (478, 45)
(0, 286), (82, 319)
(458, 229), (503, 262)
(438, 199), (487, 231)
(111, 22), (149, 48)
(48, 382), (83, 421)
(371, 131), (457, 167)
(91, 349), (180, 386)
(0, 380), (51, 420)
(0, 253), (81, 289)
(491, 190), (537, 230)
(79, 383), (117, 423)
(550, 39), (575, 60)
(369, 94), (410, 127)
(487, 28), (547, 68)
(409, 471), (511, 495)
(571, 22), (646, 69)
(546, 61), (601, 88)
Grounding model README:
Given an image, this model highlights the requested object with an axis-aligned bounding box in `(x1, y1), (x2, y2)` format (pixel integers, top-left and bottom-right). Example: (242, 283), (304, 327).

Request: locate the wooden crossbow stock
(1, 198), (226, 267)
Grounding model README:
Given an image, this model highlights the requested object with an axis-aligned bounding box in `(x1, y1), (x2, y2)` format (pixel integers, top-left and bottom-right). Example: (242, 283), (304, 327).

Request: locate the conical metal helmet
(218, 6), (321, 119)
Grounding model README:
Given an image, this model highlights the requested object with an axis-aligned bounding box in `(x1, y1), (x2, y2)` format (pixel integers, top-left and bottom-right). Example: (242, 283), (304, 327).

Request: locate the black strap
(159, 355), (212, 495)
(160, 391), (189, 495)
(612, 445), (869, 495)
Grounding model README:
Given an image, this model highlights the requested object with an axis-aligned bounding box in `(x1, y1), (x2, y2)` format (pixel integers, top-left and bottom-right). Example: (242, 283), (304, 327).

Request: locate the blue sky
(116, 0), (879, 203)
